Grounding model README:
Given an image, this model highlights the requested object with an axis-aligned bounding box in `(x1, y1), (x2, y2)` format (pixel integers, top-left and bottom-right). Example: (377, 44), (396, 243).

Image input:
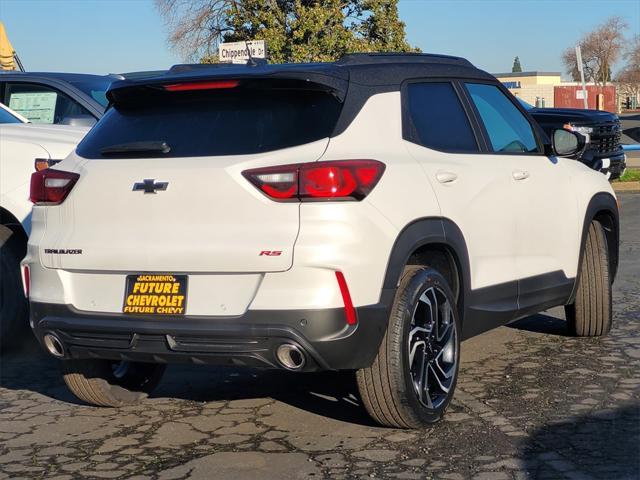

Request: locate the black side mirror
(551, 129), (585, 157)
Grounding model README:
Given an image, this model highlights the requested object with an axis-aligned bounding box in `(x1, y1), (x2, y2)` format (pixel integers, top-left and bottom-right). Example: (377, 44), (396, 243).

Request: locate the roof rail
(336, 52), (473, 67)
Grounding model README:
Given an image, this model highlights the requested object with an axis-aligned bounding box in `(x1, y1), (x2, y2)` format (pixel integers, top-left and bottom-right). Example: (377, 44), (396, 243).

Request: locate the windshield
(68, 77), (114, 108)
(0, 105), (24, 124)
(516, 97), (533, 110)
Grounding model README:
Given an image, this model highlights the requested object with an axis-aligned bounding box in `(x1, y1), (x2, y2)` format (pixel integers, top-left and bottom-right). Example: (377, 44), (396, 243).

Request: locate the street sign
(219, 40), (267, 64)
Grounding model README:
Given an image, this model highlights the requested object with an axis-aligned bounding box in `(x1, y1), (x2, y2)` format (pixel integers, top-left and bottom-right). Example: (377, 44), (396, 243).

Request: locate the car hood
(0, 123), (90, 158)
(529, 107), (617, 124)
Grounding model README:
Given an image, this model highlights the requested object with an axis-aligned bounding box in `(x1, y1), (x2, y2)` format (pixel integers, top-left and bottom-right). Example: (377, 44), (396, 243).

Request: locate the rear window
(76, 87), (342, 158)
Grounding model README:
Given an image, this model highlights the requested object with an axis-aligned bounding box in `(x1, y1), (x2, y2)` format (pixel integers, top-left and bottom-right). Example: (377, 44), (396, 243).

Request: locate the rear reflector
(243, 160), (385, 202)
(163, 80), (240, 92)
(22, 265), (30, 298)
(30, 169), (80, 205)
(335, 271), (357, 326)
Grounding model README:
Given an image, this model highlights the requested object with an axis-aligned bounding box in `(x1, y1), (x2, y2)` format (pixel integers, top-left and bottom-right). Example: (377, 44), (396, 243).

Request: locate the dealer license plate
(123, 274), (187, 315)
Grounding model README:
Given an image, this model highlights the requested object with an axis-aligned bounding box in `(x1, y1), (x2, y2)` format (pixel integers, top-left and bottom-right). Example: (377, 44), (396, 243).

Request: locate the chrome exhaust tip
(43, 333), (65, 358)
(275, 343), (306, 370)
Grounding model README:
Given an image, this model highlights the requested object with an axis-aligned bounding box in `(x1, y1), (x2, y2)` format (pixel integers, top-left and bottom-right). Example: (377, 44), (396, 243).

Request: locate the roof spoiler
(106, 68), (349, 106)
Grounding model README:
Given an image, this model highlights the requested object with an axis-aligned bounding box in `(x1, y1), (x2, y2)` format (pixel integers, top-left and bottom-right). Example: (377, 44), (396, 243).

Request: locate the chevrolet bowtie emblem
(133, 179), (169, 194)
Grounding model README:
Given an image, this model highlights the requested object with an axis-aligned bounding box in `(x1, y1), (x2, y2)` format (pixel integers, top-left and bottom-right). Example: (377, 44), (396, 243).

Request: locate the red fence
(554, 85), (616, 112)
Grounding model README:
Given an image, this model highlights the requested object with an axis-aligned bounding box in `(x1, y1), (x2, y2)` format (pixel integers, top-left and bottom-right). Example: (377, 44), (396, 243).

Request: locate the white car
(23, 54), (618, 428)
(0, 104), (88, 347)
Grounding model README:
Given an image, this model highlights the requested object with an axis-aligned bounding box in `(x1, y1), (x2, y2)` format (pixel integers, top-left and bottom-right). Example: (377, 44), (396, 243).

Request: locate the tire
(61, 359), (166, 407)
(565, 220), (612, 337)
(0, 224), (28, 352)
(357, 266), (461, 428)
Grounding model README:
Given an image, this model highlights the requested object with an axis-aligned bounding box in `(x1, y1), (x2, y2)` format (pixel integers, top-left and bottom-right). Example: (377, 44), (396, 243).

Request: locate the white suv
(23, 54), (619, 428)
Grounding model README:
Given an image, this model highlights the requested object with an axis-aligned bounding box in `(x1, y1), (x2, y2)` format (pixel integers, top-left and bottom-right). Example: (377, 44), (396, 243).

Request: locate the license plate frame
(123, 274), (188, 315)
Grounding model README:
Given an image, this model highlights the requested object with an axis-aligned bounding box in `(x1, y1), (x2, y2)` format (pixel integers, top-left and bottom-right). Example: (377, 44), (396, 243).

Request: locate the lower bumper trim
(30, 295), (393, 371)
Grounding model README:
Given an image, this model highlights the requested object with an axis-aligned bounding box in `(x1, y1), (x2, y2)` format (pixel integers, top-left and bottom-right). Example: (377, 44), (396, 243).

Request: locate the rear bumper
(30, 294), (393, 371)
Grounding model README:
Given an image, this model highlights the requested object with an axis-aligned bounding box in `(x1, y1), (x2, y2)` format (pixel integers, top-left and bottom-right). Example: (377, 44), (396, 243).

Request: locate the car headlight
(563, 124), (593, 136)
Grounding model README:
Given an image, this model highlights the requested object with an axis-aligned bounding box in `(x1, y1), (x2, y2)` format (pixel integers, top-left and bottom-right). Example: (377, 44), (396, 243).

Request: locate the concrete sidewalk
(625, 150), (640, 169)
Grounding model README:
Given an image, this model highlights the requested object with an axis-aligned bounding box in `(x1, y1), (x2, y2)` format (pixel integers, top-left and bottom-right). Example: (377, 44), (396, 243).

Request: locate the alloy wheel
(407, 286), (458, 409)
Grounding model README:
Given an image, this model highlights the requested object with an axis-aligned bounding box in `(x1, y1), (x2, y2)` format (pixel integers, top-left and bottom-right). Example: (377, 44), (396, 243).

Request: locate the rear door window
(465, 83), (539, 153)
(405, 82), (478, 153)
(77, 87), (342, 158)
(4, 82), (93, 124)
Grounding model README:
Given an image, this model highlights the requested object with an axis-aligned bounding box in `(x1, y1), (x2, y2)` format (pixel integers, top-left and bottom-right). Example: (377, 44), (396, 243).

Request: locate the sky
(1, 0), (639, 76)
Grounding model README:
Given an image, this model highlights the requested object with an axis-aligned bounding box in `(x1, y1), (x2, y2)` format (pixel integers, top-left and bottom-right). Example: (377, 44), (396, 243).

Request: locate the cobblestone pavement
(1, 194), (639, 480)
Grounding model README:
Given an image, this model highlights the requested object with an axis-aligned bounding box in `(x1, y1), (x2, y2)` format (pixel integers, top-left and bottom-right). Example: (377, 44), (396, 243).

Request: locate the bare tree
(562, 16), (628, 86)
(155, 0), (237, 61)
(616, 35), (640, 108)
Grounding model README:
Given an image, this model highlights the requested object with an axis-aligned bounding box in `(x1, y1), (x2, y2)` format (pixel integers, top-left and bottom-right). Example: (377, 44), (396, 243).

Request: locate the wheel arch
(0, 206), (28, 252)
(381, 217), (471, 325)
(569, 192), (619, 303)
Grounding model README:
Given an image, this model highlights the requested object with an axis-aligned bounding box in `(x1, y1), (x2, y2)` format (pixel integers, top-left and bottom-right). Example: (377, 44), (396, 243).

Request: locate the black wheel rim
(408, 286), (458, 410)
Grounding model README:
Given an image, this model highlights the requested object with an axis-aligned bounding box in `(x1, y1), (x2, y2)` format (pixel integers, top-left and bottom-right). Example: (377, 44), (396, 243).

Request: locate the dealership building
(493, 71), (617, 112)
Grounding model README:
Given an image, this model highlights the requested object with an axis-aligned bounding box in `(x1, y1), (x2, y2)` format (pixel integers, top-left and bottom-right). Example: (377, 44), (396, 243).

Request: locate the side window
(406, 82), (478, 152)
(4, 82), (92, 124)
(465, 83), (539, 153)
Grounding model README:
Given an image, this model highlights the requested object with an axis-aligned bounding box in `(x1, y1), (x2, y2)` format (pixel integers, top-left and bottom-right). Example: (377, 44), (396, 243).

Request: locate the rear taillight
(243, 160), (385, 202)
(34, 158), (62, 172)
(30, 169), (79, 205)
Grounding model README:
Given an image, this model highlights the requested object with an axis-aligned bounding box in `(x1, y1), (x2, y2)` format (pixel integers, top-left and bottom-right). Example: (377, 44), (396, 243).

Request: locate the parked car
(24, 53), (618, 428)
(517, 98), (626, 180)
(0, 71), (120, 126)
(0, 120), (89, 348)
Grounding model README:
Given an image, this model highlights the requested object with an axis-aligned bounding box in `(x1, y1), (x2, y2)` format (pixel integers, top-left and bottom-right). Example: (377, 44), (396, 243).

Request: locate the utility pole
(575, 45), (588, 109)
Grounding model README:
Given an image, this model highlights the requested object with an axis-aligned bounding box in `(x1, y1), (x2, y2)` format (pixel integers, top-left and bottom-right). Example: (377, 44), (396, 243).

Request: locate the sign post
(219, 40), (267, 64)
(575, 45), (588, 109)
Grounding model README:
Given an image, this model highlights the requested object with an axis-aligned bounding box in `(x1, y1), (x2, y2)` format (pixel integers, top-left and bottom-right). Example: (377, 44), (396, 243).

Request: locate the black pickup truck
(518, 99), (626, 180)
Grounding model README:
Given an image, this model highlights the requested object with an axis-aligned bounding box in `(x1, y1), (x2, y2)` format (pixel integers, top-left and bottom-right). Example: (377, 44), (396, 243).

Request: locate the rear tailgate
(35, 76), (345, 316)
(41, 144), (327, 272)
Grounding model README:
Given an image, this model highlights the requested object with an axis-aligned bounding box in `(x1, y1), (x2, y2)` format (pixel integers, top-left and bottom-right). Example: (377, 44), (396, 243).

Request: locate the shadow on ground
(519, 403), (640, 479)
(507, 313), (572, 337)
(0, 334), (376, 426)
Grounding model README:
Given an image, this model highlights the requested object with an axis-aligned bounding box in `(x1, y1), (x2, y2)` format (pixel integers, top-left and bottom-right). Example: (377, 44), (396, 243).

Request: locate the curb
(612, 181), (640, 193)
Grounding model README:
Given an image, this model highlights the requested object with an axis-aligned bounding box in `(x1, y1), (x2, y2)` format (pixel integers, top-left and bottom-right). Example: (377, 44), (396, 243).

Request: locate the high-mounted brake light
(162, 80), (240, 92)
(30, 169), (80, 205)
(243, 160), (385, 202)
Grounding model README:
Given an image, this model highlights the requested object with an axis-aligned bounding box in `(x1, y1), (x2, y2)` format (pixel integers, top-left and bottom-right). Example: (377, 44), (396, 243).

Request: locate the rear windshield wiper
(100, 141), (171, 156)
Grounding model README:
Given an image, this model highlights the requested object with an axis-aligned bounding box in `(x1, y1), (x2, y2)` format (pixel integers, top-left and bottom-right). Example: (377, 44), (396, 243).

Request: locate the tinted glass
(466, 83), (538, 153)
(77, 89), (342, 158)
(407, 82), (478, 152)
(0, 106), (23, 124)
(516, 97), (533, 110)
(4, 82), (93, 124)
(68, 78), (113, 107)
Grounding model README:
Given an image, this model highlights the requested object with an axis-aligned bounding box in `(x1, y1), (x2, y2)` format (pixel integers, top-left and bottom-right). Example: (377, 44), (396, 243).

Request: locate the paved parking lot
(1, 194), (638, 480)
